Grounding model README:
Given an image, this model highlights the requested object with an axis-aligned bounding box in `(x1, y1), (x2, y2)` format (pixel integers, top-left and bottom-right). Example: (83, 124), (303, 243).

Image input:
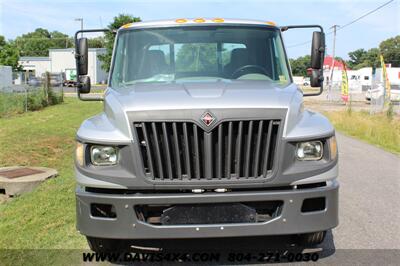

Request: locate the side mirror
(78, 76), (91, 94)
(281, 25), (325, 95)
(310, 69), (323, 87)
(311, 31), (325, 69)
(77, 38), (88, 76)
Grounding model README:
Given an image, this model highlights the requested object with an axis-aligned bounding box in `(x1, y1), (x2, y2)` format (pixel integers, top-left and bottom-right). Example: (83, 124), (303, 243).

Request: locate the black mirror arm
(280, 24), (325, 97)
(74, 28), (110, 101)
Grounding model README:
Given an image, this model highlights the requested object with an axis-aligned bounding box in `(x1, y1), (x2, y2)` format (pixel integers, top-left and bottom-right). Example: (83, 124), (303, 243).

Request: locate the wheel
(296, 231), (326, 247)
(86, 236), (127, 253)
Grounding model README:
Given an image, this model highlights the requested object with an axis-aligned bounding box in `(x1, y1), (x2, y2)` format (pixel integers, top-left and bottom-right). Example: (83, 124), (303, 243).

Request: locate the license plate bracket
(160, 203), (257, 225)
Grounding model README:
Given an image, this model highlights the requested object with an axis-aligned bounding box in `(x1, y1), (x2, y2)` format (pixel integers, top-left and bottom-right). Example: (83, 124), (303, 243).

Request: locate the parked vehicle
(64, 68), (77, 87)
(27, 77), (41, 86)
(366, 84), (400, 102)
(42, 72), (64, 87)
(73, 19), (338, 252)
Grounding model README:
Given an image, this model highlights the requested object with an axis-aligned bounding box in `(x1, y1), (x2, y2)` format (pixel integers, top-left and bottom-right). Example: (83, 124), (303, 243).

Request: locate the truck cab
(74, 19), (338, 252)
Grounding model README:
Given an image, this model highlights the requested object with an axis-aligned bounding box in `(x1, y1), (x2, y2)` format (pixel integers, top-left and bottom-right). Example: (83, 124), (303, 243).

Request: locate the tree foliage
(379, 35), (400, 67)
(88, 36), (106, 48)
(0, 35), (21, 71)
(346, 36), (399, 69)
(98, 14), (141, 72)
(289, 55), (311, 76)
(14, 28), (74, 57)
(346, 48), (380, 69)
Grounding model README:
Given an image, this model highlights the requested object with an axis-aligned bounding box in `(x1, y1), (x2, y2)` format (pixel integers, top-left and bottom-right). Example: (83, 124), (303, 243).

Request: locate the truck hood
(79, 80), (334, 143)
(107, 80), (299, 111)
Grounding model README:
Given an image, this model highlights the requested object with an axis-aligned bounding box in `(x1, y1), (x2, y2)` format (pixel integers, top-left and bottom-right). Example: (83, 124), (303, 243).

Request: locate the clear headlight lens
(328, 136), (337, 160)
(296, 141), (323, 161)
(90, 145), (118, 166)
(76, 142), (85, 166)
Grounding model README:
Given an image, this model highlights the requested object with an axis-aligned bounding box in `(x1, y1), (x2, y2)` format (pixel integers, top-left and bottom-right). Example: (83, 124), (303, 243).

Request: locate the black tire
(296, 231), (326, 247)
(86, 237), (127, 253)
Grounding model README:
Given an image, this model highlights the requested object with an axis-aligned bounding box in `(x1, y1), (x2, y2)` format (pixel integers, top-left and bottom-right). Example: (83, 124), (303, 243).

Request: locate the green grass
(325, 110), (400, 155)
(0, 88), (63, 118)
(0, 98), (102, 249)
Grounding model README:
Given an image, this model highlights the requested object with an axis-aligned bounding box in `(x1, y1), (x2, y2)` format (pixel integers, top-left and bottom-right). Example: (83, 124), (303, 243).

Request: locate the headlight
(90, 145), (119, 166)
(296, 141), (323, 161)
(75, 142), (85, 166)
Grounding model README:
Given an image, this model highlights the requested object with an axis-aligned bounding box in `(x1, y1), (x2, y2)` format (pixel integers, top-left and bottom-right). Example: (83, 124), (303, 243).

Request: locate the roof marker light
(193, 18), (206, 23)
(212, 18), (224, 23)
(121, 23), (133, 29)
(175, 18), (187, 23)
(265, 21), (276, 26)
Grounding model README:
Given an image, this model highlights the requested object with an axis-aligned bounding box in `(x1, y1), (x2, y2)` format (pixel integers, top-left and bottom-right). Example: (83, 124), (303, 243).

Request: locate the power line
(337, 0), (395, 31)
(286, 0), (395, 49)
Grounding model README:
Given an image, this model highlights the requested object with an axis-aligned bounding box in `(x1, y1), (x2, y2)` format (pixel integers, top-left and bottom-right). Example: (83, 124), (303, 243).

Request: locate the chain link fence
(0, 73), (64, 117)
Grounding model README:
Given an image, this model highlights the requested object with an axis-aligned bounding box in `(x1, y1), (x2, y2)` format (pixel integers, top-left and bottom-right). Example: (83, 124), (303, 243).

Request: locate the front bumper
(76, 180), (339, 239)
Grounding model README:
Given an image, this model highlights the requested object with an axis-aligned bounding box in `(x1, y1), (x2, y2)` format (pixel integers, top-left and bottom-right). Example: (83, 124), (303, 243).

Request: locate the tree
(289, 55), (311, 76)
(346, 48), (380, 70)
(346, 36), (399, 69)
(98, 14), (141, 72)
(0, 35), (21, 71)
(379, 35), (400, 67)
(14, 28), (73, 57)
(347, 49), (367, 69)
(88, 36), (106, 48)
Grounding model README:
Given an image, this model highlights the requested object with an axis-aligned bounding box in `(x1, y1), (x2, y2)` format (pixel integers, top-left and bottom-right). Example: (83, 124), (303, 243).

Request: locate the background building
(17, 48), (108, 84)
(0, 66), (13, 88)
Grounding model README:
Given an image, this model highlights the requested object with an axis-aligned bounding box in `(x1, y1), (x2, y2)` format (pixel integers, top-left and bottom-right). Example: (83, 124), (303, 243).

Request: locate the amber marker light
(175, 18), (187, 23)
(212, 18), (225, 23)
(121, 23), (133, 29)
(193, 18), (206, 23)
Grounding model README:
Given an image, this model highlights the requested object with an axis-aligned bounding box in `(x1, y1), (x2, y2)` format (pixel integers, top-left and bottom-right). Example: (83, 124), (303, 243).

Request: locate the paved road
(327, 132), (400, 250)
(109, 132), (400, 265)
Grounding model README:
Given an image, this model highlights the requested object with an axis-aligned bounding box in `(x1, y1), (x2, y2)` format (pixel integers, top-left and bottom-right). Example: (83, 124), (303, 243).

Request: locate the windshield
(110, 26), (291, 88)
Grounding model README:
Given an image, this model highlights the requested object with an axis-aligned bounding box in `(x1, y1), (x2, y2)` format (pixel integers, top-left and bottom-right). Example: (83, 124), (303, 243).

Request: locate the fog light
(296, 141), (323, 161)
(90, 145), (118, 166)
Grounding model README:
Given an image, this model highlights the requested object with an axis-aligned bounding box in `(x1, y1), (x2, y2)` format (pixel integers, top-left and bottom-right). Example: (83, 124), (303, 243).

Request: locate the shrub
(0, 86), (64, 117)
(27, 89), (46, 111)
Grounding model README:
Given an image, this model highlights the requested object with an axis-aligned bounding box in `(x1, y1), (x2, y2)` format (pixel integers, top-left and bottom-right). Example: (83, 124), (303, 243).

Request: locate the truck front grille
(134, 120), (280, 181)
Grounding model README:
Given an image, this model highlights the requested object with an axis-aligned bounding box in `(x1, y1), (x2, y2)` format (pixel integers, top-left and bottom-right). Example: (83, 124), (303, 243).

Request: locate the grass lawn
(324, 110), (400, 155)
(0, 98), (102, 249)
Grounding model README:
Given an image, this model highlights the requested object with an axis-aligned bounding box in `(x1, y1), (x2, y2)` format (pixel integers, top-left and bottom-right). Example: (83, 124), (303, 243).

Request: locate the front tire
(296, 231), (326, 247)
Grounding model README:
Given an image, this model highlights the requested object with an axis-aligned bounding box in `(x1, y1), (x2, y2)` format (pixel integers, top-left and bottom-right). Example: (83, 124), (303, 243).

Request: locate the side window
(272, 35), (289, 83)
(221, 43), (246, 65)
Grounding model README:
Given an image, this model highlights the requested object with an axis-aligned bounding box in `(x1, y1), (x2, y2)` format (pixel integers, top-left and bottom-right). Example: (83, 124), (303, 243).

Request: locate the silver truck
(73, 19), (338, 252)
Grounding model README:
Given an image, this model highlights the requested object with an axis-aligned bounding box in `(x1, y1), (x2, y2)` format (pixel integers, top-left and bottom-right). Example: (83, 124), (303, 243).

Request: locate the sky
(0, 0), (399, 59)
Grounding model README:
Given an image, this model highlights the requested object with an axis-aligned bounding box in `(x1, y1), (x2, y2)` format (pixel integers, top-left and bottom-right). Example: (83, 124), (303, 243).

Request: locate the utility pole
(75, 18), (84, 37)
(328, 25), (339, 100)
